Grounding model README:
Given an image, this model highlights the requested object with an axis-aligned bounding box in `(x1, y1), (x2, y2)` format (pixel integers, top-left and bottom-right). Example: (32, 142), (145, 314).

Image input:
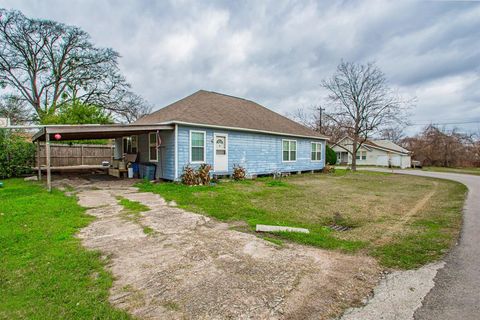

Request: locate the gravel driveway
(56, 177), (380, 320)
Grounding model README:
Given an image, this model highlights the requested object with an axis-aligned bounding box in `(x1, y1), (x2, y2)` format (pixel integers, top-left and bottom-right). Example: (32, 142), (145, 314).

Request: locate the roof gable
(135, 90), (327, 139)
(332, 136), (410, 154)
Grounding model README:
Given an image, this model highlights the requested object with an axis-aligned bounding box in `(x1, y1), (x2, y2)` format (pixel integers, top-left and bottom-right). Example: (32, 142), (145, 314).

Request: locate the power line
(407, 120), (480, 126)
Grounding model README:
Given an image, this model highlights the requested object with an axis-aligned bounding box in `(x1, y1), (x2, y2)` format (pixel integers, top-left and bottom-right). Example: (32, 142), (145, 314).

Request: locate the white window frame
(148, 132), (158, 162)
(122, 135), (138, 154)
(311, 142), (322, 162)
(131, 135), (138, 154)
(190, 130), (207, 163)
(282, 139), (297, 162)
(356, 150), (367, 160)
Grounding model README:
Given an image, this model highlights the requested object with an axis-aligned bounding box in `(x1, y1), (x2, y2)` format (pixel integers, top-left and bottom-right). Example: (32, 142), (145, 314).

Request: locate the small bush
(181, 163), (212, 185)
(326, 145), (337, 165)
(322, 164), (335, 174)
(197, 163), (212, 185)
(232, 164), (246, 180)
(181, 165), (197, 185)
(0, 130), (35, 179)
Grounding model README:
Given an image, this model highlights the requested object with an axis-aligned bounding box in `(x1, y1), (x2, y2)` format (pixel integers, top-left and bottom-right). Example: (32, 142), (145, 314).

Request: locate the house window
(122, 135), (138, 154)
(356, 151), (367, 160)
(282, 139), (297, 162)
(149, 133), (158, 161)
(190, 131), (206, 163)
(311, 142), (322, 161)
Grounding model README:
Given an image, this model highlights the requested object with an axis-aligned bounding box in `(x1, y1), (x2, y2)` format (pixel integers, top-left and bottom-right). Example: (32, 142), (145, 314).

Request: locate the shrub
(197, 163), (212, 185)
(181, 163), (212, 185)
(326, 145), (337, 165)
(322, 164), (335, 174)
(232, 164), (246, 181)
(181, 165), (197, 185)
(0, 130), (35, 179)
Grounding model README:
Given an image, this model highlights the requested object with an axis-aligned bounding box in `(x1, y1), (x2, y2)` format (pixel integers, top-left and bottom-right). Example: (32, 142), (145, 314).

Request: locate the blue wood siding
(176, 125), (325, 179)
(137, 130), (175, 180)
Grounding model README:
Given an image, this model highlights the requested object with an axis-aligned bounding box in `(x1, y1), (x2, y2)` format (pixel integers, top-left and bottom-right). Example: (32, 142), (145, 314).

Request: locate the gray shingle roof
(134, 90), (328, 139)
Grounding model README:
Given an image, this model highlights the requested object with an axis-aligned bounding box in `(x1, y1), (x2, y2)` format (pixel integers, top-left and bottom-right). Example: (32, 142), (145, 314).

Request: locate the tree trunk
(351, 139), (358, 171)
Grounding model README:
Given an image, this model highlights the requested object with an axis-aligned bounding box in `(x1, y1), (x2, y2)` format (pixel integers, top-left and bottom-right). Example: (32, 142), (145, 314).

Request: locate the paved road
(366, 169), (480, 320)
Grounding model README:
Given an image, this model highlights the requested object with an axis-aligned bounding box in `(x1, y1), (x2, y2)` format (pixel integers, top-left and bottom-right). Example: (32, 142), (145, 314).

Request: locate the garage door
(376, 155), (388, 166)
(391, 155), (401, 167)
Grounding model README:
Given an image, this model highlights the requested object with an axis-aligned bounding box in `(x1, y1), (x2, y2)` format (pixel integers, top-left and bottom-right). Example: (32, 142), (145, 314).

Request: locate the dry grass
(138, 170), (467, 269)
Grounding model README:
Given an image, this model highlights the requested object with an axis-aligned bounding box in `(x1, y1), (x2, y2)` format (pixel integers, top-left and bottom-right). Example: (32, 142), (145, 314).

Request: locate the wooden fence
(37, 143), (114, 167)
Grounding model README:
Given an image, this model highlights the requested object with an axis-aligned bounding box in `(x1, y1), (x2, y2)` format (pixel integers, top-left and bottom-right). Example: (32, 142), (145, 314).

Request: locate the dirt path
(63, 178), (381, 320)
(373, 181), (438, 245)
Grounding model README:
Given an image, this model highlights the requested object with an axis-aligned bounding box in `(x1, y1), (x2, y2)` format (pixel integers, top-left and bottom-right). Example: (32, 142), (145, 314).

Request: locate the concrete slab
(256, 224), (310, 234)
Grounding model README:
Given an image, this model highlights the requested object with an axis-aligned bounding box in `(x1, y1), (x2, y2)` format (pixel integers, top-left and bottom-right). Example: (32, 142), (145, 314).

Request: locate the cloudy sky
(1, 0), (479, 134)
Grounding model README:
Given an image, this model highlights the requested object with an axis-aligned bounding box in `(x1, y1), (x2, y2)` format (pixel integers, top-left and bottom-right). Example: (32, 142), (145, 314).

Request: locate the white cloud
(0, 0), (479, 134)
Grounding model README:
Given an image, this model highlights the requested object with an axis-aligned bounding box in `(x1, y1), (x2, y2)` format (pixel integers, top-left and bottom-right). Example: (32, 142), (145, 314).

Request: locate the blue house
(114, 90), (328, 180)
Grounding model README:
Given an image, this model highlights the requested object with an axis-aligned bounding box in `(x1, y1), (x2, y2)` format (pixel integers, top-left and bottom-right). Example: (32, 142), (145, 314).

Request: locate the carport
(32, 124), (174, 191)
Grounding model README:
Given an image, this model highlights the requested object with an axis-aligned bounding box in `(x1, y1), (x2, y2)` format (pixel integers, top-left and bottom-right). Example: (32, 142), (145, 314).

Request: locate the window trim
(122, 135), (138, 154)
(131, 135), (138, 154)
(356, 150), (367, 161)
(311, 142), (322, 162)
(148, 132), (158, 162)
(282, 139), (297, 162)
(189, 130), (207, 164)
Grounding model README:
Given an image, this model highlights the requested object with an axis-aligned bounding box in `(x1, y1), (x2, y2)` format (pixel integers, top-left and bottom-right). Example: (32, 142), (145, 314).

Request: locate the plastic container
(139, 163), (156, 180)
(128, 167), (134, 178)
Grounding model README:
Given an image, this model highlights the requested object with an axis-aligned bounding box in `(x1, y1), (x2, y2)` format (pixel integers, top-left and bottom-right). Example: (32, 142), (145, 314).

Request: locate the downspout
(174, 124), (178, 180)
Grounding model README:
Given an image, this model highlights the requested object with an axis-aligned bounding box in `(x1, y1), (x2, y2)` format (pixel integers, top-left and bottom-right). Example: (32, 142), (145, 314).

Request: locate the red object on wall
(54, 133), (62, 140)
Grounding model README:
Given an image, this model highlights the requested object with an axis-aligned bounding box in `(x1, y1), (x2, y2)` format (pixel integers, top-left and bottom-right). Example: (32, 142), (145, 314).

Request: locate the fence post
(46, 134), (51, 192)
(37, 141), (41, 180)
(81, 145), (84, 165)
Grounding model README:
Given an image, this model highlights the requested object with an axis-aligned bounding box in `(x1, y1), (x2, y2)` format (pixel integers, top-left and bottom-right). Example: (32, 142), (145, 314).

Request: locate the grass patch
(163, 301), (180, 311)
(117, 196), (152, 235)
(422, 166), (480, 176)
(117, 197), (149, 218)
(0, 179), (130, 319)
(138, 171), (466, 269)
(261, 236), (284, 246)
(265, 180), (289, 187)
(142, 226), (155, 235)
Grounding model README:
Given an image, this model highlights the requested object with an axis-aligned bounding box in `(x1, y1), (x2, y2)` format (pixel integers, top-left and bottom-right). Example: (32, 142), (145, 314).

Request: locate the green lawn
(138, 170), (467, 269)
(0, 179), (130, 319)
(422, 166), (480, 176)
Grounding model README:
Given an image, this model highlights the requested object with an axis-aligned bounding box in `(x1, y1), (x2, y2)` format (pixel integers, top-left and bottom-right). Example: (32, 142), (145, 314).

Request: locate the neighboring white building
(331, 137), (411, 169)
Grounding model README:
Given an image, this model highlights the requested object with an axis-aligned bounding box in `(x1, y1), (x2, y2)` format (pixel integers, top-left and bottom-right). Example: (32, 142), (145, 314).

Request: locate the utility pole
(317, 106), (325, 133)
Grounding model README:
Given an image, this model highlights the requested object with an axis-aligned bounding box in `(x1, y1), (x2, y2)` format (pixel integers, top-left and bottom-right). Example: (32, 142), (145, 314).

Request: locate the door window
(216, 136), (226, 155)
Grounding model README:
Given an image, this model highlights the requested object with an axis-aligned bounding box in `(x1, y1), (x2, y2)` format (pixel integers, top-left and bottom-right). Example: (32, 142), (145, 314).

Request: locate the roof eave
(157, 120), (330, 140)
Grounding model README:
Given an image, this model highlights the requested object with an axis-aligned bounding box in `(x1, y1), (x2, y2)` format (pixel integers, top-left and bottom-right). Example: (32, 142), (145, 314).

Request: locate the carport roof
(32, 124), (174, 142)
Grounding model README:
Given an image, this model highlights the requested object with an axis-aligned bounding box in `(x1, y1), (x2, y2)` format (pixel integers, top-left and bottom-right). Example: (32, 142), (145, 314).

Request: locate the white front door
(214, 134), (228, 172)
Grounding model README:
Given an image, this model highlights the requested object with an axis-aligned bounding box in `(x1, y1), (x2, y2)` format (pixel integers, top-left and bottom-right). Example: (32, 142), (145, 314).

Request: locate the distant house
(122, 90), (329, 180)
(331, 136), (411, 169)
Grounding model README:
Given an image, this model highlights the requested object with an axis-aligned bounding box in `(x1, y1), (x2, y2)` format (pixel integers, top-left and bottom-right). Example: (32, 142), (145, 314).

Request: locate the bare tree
(0, 94), (32, 124)
(105, 90), (153, 123)
(322, 61), (410, 170)
(379, 124), (406, 144)
(0, 9), (148, 123)
(404, 125), (479, 167)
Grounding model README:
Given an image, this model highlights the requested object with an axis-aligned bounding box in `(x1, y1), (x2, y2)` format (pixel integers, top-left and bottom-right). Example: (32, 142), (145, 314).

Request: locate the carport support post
(37, 141), (41, 181)
(46, 133), (51, 192)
